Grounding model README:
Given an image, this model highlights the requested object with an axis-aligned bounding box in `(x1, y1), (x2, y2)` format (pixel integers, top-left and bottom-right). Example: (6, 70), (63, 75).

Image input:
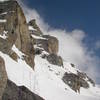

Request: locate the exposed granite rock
(35, 35), (59, 54)
(2, 79), (44, 100)
(28, 19), (43, 36)
(0, 0), (18, 54)
(70, 63), (75, 68)
(9, 51), (18, 62)
(0, 56), (7, 100)
(43, 35), (59, 54)
(62, 72), (89, 93)
(0, 0), (35, 69)
(77, 71), (95, 86)
(47, 53), (63, 66)
(0, 38), (13, 54)
(34, 48), (43, 55)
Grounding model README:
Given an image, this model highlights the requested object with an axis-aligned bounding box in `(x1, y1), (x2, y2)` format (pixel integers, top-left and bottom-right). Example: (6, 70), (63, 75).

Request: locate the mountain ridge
(0, 0), (100, 100)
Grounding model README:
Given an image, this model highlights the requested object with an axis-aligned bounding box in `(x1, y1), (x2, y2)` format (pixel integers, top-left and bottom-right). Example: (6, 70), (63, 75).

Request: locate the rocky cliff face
(62, 72), (90, 92)
(0, 0), (96, 100)
(2, 80), (44, 100)
(0, 0), (34, 69)
(0, 0), (40, 99)
(28, 19), (43, 36)
(0, 56), (7, 100)
(34, 35), (58, 54)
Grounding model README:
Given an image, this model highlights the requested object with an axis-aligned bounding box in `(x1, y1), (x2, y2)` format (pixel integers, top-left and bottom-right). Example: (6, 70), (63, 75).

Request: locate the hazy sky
(22, 0), (100, 84)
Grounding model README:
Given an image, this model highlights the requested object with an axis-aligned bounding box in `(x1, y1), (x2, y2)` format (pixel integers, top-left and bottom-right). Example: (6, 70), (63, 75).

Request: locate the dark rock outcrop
(47, 54), (63, 66)
(43, 35), (59, 54)
(35, 35), (59, 54)
(77, 71), (95, 86)
(35, 48), (43, 55)
(62, 72), (91, 93)
(28, 19), (43, 36)
(0, 56), (7, 100)
(0, 0), (35, 69)
(0, 0), (18, 54)
(2, 79), (44, 100)
(9, 51), (18, 62)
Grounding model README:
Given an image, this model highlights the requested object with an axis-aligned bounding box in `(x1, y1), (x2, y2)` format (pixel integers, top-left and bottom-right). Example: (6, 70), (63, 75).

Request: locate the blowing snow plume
(19, 0), (100, 84)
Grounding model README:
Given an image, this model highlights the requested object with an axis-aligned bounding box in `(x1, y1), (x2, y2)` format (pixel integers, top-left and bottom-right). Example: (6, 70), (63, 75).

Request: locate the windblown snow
(0, 0), (10, 2)
(0, 45), (100, 100)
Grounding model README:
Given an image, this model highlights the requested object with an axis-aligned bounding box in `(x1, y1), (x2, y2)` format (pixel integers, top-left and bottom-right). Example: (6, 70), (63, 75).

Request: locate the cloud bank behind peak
(19, 0), (100, 84)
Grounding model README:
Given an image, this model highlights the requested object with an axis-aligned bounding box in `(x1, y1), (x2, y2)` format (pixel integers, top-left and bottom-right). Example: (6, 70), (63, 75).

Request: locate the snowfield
(0, 45), (100, 100)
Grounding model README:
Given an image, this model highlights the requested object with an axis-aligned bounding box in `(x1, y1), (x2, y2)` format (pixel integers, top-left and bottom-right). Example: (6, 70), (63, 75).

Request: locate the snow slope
(0, 31), (8, 39)
(0, 45), (100, 100)
(34, 55), (100, 100)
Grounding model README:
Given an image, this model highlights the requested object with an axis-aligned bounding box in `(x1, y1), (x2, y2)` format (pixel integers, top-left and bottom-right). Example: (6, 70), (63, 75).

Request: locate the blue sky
(23, 0), (100, 83)
(24, 0), (100, 56)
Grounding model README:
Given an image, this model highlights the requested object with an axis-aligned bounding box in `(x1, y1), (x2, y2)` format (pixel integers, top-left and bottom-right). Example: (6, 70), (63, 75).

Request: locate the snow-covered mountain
(0, 0), (100, 100)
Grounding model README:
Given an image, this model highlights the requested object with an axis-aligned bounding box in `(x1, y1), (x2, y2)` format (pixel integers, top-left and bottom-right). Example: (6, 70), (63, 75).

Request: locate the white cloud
(20, 1), (100, 83)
